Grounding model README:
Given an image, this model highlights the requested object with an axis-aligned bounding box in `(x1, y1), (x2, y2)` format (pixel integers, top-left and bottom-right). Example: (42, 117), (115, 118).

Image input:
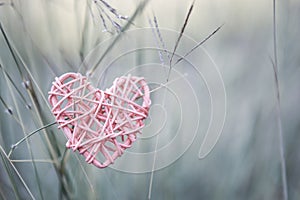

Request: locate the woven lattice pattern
(48, 73), (151, 168)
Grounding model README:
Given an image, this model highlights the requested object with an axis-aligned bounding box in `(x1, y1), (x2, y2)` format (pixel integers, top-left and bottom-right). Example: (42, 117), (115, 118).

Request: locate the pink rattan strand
(48, 73), (151, 168)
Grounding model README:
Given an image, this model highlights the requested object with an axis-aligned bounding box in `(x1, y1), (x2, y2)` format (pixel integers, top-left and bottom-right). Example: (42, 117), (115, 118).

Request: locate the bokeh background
(0, 0), (300, 199)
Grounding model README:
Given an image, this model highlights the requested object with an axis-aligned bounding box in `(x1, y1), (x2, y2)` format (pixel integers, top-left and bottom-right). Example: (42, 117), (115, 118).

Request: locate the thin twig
(173, 24), (224, 66)
(168, 0), (195, 81)
(87, 0), (149, 76)
(8, 122), (57, 158)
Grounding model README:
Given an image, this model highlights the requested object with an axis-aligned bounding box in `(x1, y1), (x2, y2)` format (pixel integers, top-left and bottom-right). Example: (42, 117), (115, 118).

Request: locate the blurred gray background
(0, 0), (300, 199)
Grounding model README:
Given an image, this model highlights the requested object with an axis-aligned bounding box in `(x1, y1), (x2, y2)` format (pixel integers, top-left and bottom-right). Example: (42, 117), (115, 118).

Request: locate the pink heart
(48, 73), (151, 168)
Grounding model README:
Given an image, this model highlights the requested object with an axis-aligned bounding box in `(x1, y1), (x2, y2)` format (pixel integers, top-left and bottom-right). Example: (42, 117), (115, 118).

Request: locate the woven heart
(48, 73), (151, 168)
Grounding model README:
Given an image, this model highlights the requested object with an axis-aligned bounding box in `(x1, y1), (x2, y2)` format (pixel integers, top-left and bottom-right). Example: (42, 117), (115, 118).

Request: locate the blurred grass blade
(0, 146), (21, 199)
(271, 0), (288, 199)
(0, 145), (35, 199)
(0, 22), (24, 79)
(169, 0), (195, 72)
(0, 22), (50, 110)
(148, 15), (171, 65)
(153, 15), (171, 62)
(0, 22), (59, 167)
(74, 154), (96, 199)
(0, 64), (31, 109)
(0, 95), (13, 115)
(174, 24), (224, 66)
(148, 16), (165, 64)
(0, 23), (60, 168)
(98, 0), (128, 20)
(87, 0), (150, 76)
(3, 62), (45, 199)
(8, 122), (56, 158)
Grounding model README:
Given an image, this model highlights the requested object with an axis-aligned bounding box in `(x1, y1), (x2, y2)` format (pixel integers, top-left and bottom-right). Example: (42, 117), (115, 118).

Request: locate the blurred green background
(0, 0), (300, 199)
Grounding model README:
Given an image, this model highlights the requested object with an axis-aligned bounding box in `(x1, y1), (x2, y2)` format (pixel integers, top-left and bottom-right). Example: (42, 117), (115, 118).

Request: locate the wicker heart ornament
(48, 73), (151, 168)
